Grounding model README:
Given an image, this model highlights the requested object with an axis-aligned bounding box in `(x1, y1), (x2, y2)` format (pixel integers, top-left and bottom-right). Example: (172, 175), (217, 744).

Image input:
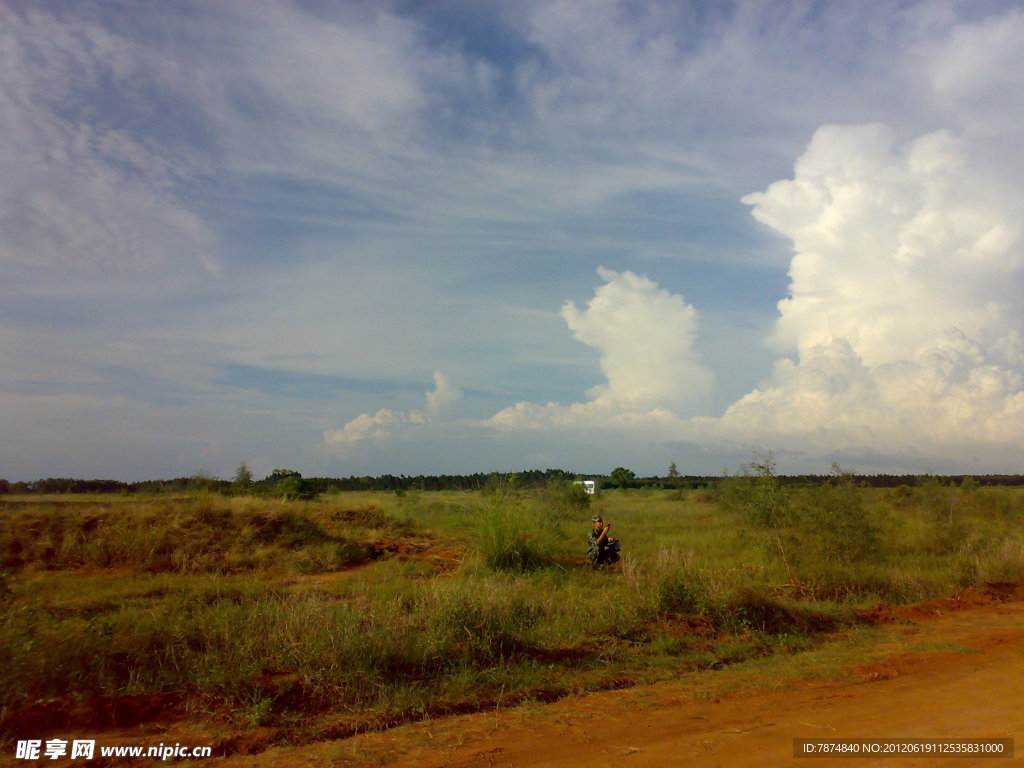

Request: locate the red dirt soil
(369, 539), (464, 572)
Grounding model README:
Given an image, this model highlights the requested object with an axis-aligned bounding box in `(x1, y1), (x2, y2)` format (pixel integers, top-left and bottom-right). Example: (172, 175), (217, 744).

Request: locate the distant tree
(190, 471), (220, 493)
(268, 468), (301, 481)
(233, 463), (254, 492)
(609, 467), (636, 487)
(278, 475), (319, 501)
(668, 461), (680, 478)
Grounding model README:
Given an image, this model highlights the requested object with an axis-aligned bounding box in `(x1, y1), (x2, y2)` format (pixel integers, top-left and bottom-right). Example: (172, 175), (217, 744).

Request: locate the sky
(3, 0), (1024, 481)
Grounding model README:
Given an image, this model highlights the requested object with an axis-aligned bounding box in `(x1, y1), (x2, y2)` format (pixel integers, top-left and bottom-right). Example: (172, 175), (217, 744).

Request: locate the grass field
(2, 479), (1024, 741)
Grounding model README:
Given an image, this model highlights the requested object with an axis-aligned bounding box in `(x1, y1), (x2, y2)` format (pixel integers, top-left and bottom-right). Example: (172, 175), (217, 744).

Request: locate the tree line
(3, 468), (1024, 496)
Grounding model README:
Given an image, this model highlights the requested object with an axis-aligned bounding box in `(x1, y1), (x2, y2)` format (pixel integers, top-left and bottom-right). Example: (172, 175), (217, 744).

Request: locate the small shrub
(892, 485), (915, 507)
(916, 475), (956, 523)
(237, 695), (275, 727)
(647, 550), (713, 615)
(619, 549), (718, 624)
(723, 586), (843, 634)
(923, 519), (974, 555)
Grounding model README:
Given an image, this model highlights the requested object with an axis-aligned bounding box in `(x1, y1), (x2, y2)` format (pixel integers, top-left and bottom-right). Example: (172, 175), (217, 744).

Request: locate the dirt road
(216, 599), (1024, 768)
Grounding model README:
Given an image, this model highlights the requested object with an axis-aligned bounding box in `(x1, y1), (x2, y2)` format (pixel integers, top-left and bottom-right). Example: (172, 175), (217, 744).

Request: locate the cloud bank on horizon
(3, 1), (1024, 480)
(331, 121), (1024, 470)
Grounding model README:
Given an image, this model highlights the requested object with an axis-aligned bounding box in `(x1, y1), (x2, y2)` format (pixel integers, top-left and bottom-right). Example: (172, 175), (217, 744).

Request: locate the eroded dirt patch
(855, 582), (1024, 624)
(367, 539), (463, 572)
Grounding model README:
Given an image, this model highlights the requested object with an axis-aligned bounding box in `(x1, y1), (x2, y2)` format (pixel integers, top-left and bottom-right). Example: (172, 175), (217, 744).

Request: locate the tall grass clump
(621, 549), (716, 618)
(475, 491), (559, 572)
(424, 578), (543, 663)
(971, 541), (1024, 583)
(726, 463), (883, 575)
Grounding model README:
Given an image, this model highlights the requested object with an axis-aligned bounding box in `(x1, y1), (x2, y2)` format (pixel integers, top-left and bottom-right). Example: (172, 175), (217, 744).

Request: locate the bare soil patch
(367, 539), (464, 572)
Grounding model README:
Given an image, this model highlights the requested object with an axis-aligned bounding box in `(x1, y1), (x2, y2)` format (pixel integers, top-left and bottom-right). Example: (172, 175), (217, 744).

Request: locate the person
(587, 514), (620, 567)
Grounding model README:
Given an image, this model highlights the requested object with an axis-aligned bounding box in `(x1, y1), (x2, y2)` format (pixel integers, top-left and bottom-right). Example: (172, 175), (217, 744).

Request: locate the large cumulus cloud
(484, 267), (713, 432)
(718, 123), (1024, 467)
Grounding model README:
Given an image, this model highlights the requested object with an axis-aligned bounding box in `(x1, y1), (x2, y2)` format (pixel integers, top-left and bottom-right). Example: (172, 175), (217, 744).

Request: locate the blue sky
(3, 0), (1024, 481)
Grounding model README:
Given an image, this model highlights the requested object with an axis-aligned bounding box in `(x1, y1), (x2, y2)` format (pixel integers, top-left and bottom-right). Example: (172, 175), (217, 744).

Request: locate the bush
(643, 549), (714, 616)
(618, 549), (720, 627)
(794, 470), (882, 565)
(973, 541), (1024, 583)
(721, 455), (794, 530)
(541, 481), (590, 519)
(278, 476), (319, 501)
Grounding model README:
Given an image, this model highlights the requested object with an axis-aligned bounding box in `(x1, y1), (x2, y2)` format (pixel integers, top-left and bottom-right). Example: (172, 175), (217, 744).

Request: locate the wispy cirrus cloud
(0, 5), (217, 288)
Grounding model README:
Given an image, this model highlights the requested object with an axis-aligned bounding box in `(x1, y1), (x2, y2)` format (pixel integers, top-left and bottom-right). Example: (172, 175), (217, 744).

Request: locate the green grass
(2, 484), (1024, 737)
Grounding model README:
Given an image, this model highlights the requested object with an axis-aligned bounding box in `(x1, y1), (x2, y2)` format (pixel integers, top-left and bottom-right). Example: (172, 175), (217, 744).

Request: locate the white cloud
(924, 8), (1024, 135)
(324, 408), (425, 446)
(425, 371), (463, 416)
(561, 267), (712, 412)
(485, 267), (712, 431)
(476, 119), (1024, 472)
(743, 124), (1023, 367)
(716, 123), (1024, 468)
(324, 371), (462, 454)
